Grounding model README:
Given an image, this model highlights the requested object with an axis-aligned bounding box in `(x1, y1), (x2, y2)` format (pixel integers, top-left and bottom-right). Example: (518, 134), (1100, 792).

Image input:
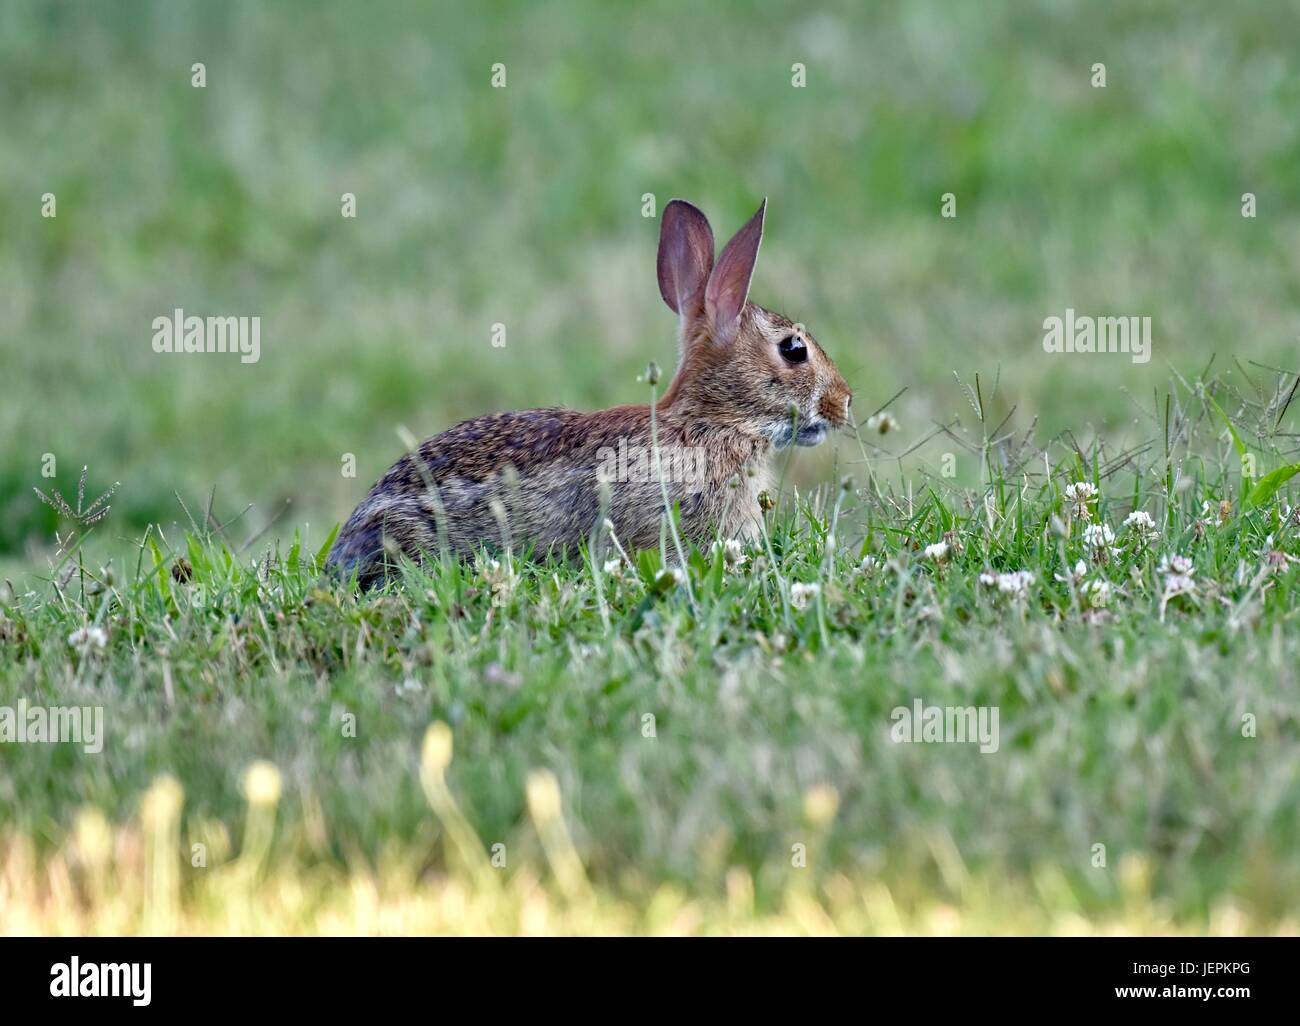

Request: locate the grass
(5, 0), (1300, 554)
(3, 367), (1300, 933)
(2, 0), (1300, 933)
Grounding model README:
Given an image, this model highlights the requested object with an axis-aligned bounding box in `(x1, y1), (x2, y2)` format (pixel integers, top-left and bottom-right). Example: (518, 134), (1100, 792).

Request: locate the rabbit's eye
(778, 335), (808, 364)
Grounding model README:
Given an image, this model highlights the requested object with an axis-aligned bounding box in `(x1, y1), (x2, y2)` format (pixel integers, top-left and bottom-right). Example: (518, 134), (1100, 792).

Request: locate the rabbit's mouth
(795, 421), (829, 446)
(770, 418), (829, 448)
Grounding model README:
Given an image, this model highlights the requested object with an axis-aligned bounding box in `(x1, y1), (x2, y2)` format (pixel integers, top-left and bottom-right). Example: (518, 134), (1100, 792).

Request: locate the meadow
(1, 0), (1299, 933)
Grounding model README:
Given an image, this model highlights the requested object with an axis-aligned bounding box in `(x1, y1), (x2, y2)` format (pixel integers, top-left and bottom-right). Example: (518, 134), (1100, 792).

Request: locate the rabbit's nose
(819, 388), (851, 426)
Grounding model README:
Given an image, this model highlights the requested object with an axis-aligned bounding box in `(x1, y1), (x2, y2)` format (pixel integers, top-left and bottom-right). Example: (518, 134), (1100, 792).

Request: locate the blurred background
(2, 0), (1298, 568)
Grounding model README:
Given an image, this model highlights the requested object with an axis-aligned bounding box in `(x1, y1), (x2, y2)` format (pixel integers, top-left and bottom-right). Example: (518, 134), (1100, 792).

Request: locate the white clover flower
(1055, 559), (1089, 585)
(1082, 523), (1116, 551)
(1158, 561), (1198, 621)
(1064, 481), (1099, 518)
(1158, 555), (1196, 601)
(923, 541), (949, 561)
(711, 538), (747, 569)
(996, 570), (1035, 598)
(1123, 510), (1158, 541)
(1125, 510), (1156, 530)
(1082, 578), (1112, 607)
(790, 582), (821, 610)
(67, 625), (108, 652)
(978, 569), (1034, 599)
(1262, 548), (1298, 572)
(866, 412), (899, 435)
(1157, 554), (1194, 576)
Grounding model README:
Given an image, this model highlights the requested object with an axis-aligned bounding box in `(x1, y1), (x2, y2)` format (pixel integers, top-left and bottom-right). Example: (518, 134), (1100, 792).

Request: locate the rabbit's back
(329, 406), (677, 582)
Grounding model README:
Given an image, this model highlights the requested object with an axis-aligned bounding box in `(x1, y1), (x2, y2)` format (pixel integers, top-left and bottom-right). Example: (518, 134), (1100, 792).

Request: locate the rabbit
(328, 198), (853, 585)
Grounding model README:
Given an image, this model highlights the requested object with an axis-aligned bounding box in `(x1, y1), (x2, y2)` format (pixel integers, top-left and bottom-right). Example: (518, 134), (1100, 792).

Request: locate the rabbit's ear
(705, 199), (765, 343)
(657, 200), (715, 316)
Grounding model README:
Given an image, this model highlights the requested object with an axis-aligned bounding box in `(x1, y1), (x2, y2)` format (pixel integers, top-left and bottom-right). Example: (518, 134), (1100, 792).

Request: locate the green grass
(4, 0), (1300, 554)
(2, 0), (1300, 933)
(4, 367), (1300, 932)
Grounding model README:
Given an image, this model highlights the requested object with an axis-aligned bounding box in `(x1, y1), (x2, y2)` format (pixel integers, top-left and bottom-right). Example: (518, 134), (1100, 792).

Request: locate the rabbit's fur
(329, 199), (852, 585)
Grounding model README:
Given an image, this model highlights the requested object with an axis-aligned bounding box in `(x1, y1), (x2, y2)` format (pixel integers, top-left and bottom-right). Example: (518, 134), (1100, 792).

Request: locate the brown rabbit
(328, 199), (852, 584)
